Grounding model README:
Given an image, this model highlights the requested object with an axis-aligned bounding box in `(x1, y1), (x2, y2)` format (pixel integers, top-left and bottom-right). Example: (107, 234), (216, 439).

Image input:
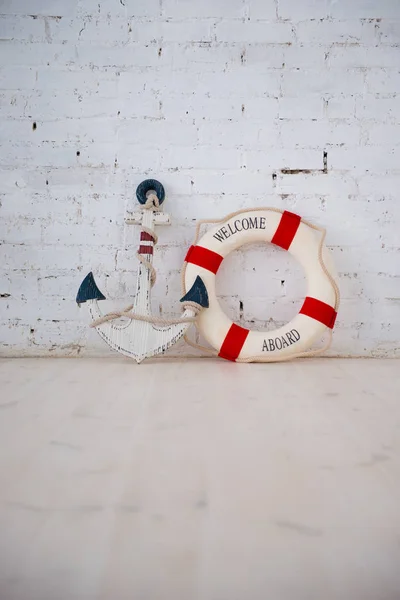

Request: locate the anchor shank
(133, 209), (155, 316)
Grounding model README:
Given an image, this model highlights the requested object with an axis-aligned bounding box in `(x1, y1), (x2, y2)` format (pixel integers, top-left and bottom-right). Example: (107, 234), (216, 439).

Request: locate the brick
(4, 296), (80, 321)
(0, 15), (45, 40)
(335, 270), (364, 300)
(281, 68), (365, 95)
(275, 172), (358, 196)
(376, 20), (400, 45)
(162, 0), (245, 19)
(156, 245), (186, 269)
(0, 244), (82, 271)
(0, 42), (76, 66)
(81, 245), (121, 274)
(329, 0), (400, 19)
(0, 66), (37, 89)
(367, 274), (400, 298)
(279, 120), (361, 148)
(163, 193), (257, 219)
(295, 19), (376, 45)
(199, 68), (281, 97)
(36, 69), (118, 93)
(124, 0), (161, 18)
(119, 93), (161, 119)
(328, 146), (400, 171)
(328, 46), (400, 69)
(0, 117), (119, 144)
(118, 119), (198, 146)
(358, 174), (400, 195)
(25, 90), (119, 119)
(116, 144), (162, 171)
(0, 92), (33, 118)
(153, 223), (193, 247)
(76, 18), (129, 44)
(376, 223), (400, 247)
(0, 0), (76, 16)
(190, 170), (274, 195)
(161, 95), (241, 121)
(356, 96), (400, 120)
(0, 321), (30, 347)
(215, 21), (294, 44)
(283, 45), (327, 69)
(130, 19), (213, 43)
(244, 45), (286, 69)
(0, 217), (42, 244)
(42, 17), (84, 43)
(278, 96), (323, 119)
(244, 97), (279, 120)
(161, 145), (242, 170)
(19, 167), (116, 193)
(0, 142), (116, 169)
(197, 120), (278, 148)
(119, 69), (203, 97)
(116, 246), (140, 271)
(324, 95), (356, 119)
(44, 218), (122, 246)
(169, 43), (238, 72)
(244, 148), (323, 171)
(366, 69), (400, 94)
(278, 0), (330, 21)
(74, 43), (163, 69)
(31, 320), (86, 347)
(247, 0), (277, 20)
(367, 124), (400, 145)
(81, 193), (126, 222)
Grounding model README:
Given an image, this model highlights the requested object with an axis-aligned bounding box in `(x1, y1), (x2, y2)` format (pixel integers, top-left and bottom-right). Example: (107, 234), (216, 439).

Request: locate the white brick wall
(0, 0), (399, 358)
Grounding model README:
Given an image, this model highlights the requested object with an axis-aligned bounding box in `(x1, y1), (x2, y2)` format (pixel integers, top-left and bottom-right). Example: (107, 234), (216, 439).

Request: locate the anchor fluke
(76, 272), (106, 305)
(180, 276), (209, 308)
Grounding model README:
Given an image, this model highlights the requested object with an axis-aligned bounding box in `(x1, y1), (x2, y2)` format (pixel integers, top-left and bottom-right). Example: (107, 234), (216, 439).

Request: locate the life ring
(182, 208), (339, 362)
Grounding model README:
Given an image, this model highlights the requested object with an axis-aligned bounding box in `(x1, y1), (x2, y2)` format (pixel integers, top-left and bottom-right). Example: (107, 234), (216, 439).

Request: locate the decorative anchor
(76, 179), (208, 363)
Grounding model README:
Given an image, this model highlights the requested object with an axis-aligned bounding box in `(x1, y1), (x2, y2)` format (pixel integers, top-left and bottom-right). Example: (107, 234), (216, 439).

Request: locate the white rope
(90, 304), (200, 328)
(143, 192), (160, 210)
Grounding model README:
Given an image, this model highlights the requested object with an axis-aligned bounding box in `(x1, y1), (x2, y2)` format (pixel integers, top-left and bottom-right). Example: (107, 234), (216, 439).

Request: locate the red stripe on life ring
(218, 323), (250, 361)
(271, 211), (301, 250)
(185, 245), (224, 274)
(300, 297), (337, 329)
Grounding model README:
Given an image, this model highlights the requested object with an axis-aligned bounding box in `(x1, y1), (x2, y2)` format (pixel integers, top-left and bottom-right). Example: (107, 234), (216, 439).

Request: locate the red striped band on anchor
(185, 245), (224, 274)
(140, 231), (155, 242)
(139, 231), (155, 255)
(139, 245), (153, 254)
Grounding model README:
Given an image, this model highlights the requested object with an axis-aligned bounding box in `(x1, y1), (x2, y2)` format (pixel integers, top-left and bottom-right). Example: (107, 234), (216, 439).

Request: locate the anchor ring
(136, 179), (165, 206)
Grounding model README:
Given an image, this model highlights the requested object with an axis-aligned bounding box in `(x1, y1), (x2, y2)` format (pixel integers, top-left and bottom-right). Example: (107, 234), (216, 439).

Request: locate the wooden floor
(0, 357), (399, 600)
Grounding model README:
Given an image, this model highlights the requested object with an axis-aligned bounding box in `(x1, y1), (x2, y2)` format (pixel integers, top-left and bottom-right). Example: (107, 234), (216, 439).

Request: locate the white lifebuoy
(183, 208), (339, 362)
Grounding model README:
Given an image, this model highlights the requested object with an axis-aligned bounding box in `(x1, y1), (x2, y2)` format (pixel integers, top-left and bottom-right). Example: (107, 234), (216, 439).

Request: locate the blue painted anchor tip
(180, 276), (209, 309)
(76, 272), (106, 304)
